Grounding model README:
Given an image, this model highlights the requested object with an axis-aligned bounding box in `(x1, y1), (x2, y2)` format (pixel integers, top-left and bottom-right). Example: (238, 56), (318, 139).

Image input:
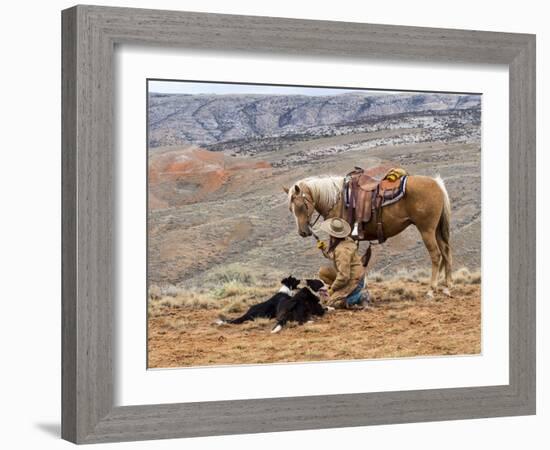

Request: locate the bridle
(301, 193), (322, 229)
(293, 191), (322, 241)
(291, 183), (345, 242)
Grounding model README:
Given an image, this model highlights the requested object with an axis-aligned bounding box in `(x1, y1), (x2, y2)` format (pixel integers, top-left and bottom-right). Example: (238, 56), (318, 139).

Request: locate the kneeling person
(316, 218), (369, 309)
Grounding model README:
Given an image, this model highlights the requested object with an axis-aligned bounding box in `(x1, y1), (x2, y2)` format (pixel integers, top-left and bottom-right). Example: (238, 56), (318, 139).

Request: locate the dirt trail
(148, 281), (480, 368)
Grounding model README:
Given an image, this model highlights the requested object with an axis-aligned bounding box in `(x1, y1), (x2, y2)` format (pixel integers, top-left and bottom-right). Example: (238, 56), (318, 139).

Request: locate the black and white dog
(216, 275), (301, 325)
(271, 279), (328, 333)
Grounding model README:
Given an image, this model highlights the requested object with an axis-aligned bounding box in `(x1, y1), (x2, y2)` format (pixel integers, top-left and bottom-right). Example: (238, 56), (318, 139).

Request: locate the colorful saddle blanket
(344, 166), (408, 242)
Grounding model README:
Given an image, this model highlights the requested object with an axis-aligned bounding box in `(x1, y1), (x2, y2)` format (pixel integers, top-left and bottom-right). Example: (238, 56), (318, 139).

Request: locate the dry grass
(370, 266), (480, 286)
(148, 270), (481, 368)
(148, 276), (277, 320)
(453, 267), (482, 285)
(205, 264), (257, 285)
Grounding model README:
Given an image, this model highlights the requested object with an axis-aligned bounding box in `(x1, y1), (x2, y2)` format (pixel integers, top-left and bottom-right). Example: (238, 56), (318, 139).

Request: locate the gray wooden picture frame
(61, 5), (536, 444)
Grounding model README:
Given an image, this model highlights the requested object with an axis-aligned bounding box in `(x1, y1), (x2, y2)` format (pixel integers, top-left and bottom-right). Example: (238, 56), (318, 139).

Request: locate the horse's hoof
(426, 290), (434, 299)
(326, 306), (336, 312)
(271, 324), (282, 334)
(442, 287), (452, 297)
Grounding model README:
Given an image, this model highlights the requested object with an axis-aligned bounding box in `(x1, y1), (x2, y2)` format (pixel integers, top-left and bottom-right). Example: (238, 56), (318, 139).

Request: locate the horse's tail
(434, 176), (452, 279)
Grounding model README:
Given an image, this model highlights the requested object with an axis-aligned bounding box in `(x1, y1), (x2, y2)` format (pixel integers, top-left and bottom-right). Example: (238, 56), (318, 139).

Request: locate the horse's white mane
(288, 175), (344, 214)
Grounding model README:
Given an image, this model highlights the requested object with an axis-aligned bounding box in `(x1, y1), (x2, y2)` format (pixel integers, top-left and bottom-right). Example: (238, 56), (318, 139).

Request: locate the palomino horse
(284, 174), (452, 297)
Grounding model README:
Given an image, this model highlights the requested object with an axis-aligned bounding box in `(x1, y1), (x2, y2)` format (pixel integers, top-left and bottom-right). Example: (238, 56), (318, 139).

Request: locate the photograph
(146, 80), (482, 368)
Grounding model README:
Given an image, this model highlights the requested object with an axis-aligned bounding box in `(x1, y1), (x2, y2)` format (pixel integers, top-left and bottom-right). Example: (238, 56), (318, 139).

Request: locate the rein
(300, 193), (322, 241)
(309, 210), (322, 229)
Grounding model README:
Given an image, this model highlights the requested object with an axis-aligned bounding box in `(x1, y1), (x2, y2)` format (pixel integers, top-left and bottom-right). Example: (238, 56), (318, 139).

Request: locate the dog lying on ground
(271, 279), (328, 333)
(216, 275), (300, 325)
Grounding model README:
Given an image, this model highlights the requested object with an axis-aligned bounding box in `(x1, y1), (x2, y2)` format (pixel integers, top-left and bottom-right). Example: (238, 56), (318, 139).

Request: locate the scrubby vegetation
(147, 266), (481, 368)
(148, 264), (275, 319)
(148, 268), (482, 368)
(148, 266), (482, 317)
(452, 267), (482, 285)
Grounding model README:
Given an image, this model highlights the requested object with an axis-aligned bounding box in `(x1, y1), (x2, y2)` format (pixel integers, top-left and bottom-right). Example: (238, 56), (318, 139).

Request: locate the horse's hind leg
(419, 228), (441, 298)
(436, 234), (453, 296)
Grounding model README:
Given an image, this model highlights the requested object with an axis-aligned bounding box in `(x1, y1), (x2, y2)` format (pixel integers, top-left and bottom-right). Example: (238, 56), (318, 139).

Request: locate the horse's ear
(294, 184), (301, 194)
(282, 185), (289, 194)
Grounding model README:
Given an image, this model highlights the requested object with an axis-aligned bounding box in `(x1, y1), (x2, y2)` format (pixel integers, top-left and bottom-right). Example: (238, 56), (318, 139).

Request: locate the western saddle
(344, 166), (408, 244)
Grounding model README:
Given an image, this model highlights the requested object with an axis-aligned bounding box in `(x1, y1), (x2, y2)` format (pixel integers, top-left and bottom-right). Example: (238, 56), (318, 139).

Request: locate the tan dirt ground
(147, 281), (480, 368)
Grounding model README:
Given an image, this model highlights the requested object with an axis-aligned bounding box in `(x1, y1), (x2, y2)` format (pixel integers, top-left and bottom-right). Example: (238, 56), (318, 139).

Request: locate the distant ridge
(148, 92), (480, 148)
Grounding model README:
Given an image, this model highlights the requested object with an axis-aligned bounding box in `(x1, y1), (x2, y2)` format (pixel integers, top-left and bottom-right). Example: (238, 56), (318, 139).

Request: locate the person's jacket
(325, 237), (365, 301)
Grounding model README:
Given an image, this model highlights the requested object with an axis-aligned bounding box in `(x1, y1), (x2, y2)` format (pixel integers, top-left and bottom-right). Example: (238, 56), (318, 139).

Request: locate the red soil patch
(149, 147), (272, 209)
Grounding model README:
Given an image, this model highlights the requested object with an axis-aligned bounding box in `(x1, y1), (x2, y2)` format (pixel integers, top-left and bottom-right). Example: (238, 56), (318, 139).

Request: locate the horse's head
(284, 183), (315, 237)
(284, 176), (343, 238)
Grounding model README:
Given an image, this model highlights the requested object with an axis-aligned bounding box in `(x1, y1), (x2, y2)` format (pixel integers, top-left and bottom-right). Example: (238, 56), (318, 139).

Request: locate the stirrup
(351, 222), (360, 238)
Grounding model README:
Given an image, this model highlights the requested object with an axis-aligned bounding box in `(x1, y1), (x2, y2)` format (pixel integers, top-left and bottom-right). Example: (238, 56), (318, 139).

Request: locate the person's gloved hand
(317, 240), (327, 250)
(328, 288), (334, 296)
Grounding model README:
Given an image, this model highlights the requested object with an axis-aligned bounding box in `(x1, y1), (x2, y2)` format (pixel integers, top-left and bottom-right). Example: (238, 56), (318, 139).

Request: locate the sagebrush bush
(469, 270), (482, 284)
(453, 267), (481, 285)
(148, 289), (219, 315)
(213, 280), (248, 298)
(206, 264), (256, 285)
(163, 285), (180, 297)
(389, 281), (417, 301)
(148, 284), (162, 300)
(369, 272), (385, 282)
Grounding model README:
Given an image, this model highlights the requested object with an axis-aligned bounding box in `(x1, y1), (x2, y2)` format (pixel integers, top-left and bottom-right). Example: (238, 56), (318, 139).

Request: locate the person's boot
(360, 290), (371, 310)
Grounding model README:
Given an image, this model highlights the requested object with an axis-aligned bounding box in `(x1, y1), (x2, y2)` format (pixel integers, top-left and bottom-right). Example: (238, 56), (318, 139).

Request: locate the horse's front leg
(419, 229), (441, 299)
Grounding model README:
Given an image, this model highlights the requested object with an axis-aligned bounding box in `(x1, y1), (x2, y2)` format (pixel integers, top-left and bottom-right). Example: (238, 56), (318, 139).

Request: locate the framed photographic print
(62, 5), (536, 444)
(145, 79), (483, 368)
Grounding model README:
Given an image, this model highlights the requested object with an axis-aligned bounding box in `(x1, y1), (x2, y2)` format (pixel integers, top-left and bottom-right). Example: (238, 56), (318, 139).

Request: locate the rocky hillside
(147, 90), (481, 287)
(148, 92), (480, 148)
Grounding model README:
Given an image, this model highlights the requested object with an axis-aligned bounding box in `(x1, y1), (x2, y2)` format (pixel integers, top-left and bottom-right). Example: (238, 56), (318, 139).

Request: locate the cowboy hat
(317, 218), (351, 238)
